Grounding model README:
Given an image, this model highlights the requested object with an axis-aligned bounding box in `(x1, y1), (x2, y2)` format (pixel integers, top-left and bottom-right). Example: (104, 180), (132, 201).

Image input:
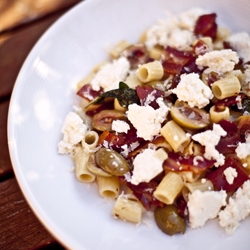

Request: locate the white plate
(8, 0), (250, 249)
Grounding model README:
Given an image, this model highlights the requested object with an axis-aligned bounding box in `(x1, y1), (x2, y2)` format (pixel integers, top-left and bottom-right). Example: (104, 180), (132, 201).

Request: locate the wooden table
(0, 1), (82, 249)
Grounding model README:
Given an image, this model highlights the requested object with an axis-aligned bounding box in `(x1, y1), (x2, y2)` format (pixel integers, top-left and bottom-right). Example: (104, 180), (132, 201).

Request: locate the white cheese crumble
(58, 112), (87, 154)
(235, 135), (250, 159)
(127, 98), (169, 141)
(172, 73), (213, 108)
(145, 8), (206, 50)
(120, 141), (140, 158)
(144, 90), (156, 106)
(223, 167), (238, 185)
(219, 180), (250, 234)
(192, 124), (227, 167)
(196, 49), (239, 74)
(90, 57), (130, 91)
(130, 148), (168, 185)
(111, 120), (130, 133)
(188, 190), (227, 228)
(226, 32), (250, 63)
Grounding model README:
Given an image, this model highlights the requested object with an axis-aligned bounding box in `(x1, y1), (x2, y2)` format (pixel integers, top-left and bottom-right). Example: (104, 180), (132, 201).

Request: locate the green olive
(170, 100), (210, 129)
(86, 155), (112, 177)
(95, 148), (130, 176)
(92, 110), (126, 131)
(154, 205), (186, 236)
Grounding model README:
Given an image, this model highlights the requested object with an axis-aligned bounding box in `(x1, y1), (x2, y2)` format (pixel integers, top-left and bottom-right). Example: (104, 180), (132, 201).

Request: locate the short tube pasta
(112, 194), (143, 223)
(77, 62), (106, 90)
(97, 176), (120, 199)
(109, 40), (130, 59)
(153, 172), (184, 204)
(183, 141), (203, 156)
(125, 72), (142, 89)
(136, 61), (164, 83)
(178, 171), (201, 183)
(209, 105), (230, 123)
(160, 120), (191, 153)
(149, 46), (163, 60)
(185, 179), (214, 193)
(75, 150), (96, 183)
(82, 130), (99, 150)
(211, 75), (241, 100)
(182, 179), (214, 201)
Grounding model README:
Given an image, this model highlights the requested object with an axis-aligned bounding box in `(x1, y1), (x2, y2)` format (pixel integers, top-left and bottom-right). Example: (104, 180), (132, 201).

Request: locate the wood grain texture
(0, 178), (65, 249)
(0, 10), (69, 99)
(0, 100), (12, 180)
(0, 0), (81, 32)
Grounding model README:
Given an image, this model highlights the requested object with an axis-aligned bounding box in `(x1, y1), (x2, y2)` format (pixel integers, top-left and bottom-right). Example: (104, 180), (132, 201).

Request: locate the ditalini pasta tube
(136, 60), (164, 83)
(82, 130), (99, 150)
(160, 120), (190, 153)
(182, 179), (214, 201)
(97, 176), (120, 199)
(109, 40), (130, 59)
(112, 194), (143, 223)
(185, 179), (214, 193)
(183, 141), (203, 156)
(209, 105), (230, 123)
(75, 150), (96, 183)
(211, 75), (241, 100)
(153, 172), (184, 204)
(178, 171), (201, 183)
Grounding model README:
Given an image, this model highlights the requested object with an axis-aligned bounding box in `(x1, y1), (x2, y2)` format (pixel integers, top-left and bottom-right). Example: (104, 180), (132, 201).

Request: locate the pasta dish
(58, 8), (250, 236)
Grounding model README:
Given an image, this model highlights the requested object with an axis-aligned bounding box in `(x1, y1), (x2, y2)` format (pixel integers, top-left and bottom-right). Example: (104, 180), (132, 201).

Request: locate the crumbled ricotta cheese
(172, 73), (213, 108)
(120, 144), (129, 157)
(141, 210), (154, 228)
(196, 49), (239, 73)
(219, 180), (250, 234)
(111, 120), (130, 133)
(226, 32), (250, 63)
(178, 8), (208, 30)
(145, 8), (206, 50)
(130, 148), (168, 185)
(167, 29), (195, 50)
(223, 167), (238, 185)
(58, 112), (87, 154)
(90, 57), (130, 91)
(192, 124), (227, 167)
(127, 98), (169, 141)
(120, 141), (140, 158)
(188, 190), (227, 228)
(235, 135), (250, 159)
(144, 90), (157, 106)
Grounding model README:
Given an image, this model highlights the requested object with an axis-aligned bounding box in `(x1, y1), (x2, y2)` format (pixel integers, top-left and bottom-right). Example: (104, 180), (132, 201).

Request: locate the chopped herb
(242, 97), (250, 113)
(89, 82), (140, 108)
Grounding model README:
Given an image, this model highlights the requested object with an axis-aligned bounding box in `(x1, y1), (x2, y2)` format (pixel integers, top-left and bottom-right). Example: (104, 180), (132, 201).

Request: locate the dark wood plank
(0, 9), (71, 99)
(0, 100), (12, 180)
(0, 0), (81, 33)
(0, 177), (65, 249)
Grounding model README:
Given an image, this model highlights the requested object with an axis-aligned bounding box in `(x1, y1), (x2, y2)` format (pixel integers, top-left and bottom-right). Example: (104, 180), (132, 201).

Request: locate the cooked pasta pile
(58, 8), (250, 236)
